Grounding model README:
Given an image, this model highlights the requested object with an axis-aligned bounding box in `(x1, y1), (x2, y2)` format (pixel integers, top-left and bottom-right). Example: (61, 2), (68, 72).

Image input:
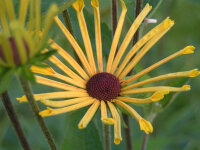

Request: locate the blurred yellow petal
(19, 0), (29, 26)
(4, 0), (16, 21)
(139, 118), (153, 134)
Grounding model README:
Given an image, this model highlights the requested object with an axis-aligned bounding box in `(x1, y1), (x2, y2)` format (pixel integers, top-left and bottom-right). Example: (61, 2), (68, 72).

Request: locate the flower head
(18, 0), (199, 145)
(0, 0), (58, 67)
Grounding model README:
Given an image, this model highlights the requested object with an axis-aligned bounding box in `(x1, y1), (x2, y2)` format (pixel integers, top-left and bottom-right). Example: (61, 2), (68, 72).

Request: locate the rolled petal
(50, 40), (89, 80)
(40, 97), (91, 107)
(121, 85), (190, 95)
(101, 101), (114, 124)
(72, 0), (96, 74)
(110, 4), (152, 74)
(54, 16), (93, 76)
(119, 18), (174, 79)
(39, 99), (95, 117)
(31, 65), (85, 88)
(49, 55), (86, 85)
(17, 91), (88, 102)
(123, 46), (196, 85)
(107, 101), (122, 145)
(115, 100), (153, 134)
(116, 17), (174, 77)
(106, 0), (127, 73)
(122, 69), (199, 90)
(78, 100), (100, 129)
(91, 0), (103, 72)
(35, 75), (85, 92)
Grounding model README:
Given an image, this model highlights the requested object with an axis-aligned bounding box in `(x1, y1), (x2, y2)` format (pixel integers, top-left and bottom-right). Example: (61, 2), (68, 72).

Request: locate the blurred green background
(0, 0), (200, 149)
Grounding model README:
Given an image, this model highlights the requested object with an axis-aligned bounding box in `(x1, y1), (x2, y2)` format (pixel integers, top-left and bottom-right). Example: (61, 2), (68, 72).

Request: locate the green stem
(140, 133), (149, 150)
(0, 91), (31, 150)
(18, 75), (57, 150)
(103, 124), (111, 150)
(122, 114), (133, 150)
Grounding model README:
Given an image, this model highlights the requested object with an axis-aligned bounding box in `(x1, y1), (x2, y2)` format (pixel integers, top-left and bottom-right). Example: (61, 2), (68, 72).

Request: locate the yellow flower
(17, 0), (199, 145)
(0, 0), (58, 67)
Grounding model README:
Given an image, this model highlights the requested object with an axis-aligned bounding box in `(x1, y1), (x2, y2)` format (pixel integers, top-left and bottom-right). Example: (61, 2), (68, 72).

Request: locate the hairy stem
(0, 91), (31, 150)
(103, 124), (111, 150)
(18, 75), (57, 150)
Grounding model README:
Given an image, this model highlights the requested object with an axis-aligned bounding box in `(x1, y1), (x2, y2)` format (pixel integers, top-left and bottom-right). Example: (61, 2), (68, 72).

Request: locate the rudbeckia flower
(0, 0), (58, 67)
(17, 0), (199, 145)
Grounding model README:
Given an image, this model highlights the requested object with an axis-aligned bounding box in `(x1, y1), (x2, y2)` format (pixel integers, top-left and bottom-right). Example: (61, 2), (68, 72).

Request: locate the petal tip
(151, 91), (169, 102)
(114, 138), (122, 145)
(72, 0), (85, 12)
(182, 85), (191, 91)
(182, 46), (195, 54)
(139, 118), (153, 134)
(91, 0), (99, 7)
(16, 96), (27, 103)
(39, 107), (52, 117)
(189, 69), (200, 77)
(101, 118), (115, 125)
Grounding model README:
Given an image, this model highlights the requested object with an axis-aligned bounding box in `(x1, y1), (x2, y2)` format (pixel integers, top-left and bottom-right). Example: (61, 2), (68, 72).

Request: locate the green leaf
(62, 109), (103, 150)
(0, 69), (14, 94)
(160, 78), (190, 109)
(21, 66), (35, 82)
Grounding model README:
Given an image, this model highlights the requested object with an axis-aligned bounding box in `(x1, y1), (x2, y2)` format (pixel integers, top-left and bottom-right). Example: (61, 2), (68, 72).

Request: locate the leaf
(21, 66), (35, 82)
(62, 109), (103, 150)
(0, 69), (14, 94)
(160, 78), (190, 109)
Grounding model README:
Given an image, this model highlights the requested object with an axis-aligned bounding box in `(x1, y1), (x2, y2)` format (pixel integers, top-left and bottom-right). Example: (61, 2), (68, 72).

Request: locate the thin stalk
(122, 114), (133, 150)
(18, 75), (57, 150)
(103, 124), (111, 150)
(112, 0), (118, 37)
(0, 91), (31, 150)
(62, 9), (82, 65)
(140, 133), (149, 150)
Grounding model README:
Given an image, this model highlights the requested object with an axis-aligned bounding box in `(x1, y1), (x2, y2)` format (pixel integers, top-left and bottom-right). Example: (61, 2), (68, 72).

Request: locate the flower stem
(0, 91), (31, 150)
(103, 124), (111, 150)
(112, 0), (118, 36)
(122, 114), (133, 150)
(18, 75), (57, 150)
(140, 133), (149, 150)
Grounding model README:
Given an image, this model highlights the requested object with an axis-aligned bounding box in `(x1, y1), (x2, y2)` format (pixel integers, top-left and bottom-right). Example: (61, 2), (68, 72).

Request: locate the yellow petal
(78, 100), (100, 129)
(101, 101), (114, 125)
(110, 4), (152, 74)
(122, 69), (199, 90)
(73, 0), (96, 74)
(182, 46), (195, 54)
(123, 45), (196, 85)
(107, 101), (122, 145)
(17, 91), (88, 102)
(0, 0), (10, 35)
(106, 0), (127, 73)
(4, 0), (16, 21)
(35, 75), (85, 92)
(91, 0), (103, 72)
(31, 65), (56, 75)
(39, 99), (95, 117)
(151, 91), (169, 102)
(40, 97), (90, 107)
